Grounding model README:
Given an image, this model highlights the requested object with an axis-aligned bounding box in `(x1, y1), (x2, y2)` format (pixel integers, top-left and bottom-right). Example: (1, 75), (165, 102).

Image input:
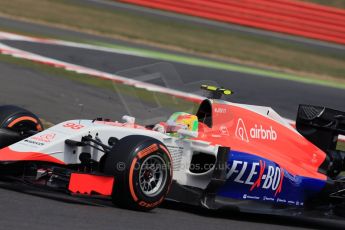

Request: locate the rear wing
(296, 104), (345, 152)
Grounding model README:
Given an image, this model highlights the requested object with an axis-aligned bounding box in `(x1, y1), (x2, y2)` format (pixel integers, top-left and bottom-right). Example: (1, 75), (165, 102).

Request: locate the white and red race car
(0, 86), (344, 216)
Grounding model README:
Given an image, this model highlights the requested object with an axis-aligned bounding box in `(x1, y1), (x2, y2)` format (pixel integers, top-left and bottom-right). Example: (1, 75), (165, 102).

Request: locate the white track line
(0, 31), (170, 59)
(0, 42), (203, 103)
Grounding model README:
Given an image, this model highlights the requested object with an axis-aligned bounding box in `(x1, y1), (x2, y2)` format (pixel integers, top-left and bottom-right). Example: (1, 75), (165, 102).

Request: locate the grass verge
(303, 0), (345, 8)
(0, 0), (344, 83)
(0, 53), (197, 114)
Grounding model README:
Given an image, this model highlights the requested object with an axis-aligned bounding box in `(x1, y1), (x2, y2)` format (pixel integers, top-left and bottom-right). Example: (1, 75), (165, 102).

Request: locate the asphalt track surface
(0, 20), (345, 230)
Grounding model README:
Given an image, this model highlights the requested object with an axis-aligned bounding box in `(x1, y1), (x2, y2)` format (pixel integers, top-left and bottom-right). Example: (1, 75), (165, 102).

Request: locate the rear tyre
(0, 105), (43, 148)
(103, 135), (172, 211)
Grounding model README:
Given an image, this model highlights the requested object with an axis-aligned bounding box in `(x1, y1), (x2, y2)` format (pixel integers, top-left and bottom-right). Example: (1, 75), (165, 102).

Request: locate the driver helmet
(166, 112), (198, 133)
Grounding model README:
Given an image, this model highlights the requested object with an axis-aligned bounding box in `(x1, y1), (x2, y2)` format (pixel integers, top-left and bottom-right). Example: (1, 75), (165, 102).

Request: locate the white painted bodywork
(8, 119), (220, 190)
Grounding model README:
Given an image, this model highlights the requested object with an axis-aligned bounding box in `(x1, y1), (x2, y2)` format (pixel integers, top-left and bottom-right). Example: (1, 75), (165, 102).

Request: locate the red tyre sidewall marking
(129, 157), (139, 202)
(129, 143), (172, 207)
(7, 116), (38, 128)
(137, 144), (159, 159)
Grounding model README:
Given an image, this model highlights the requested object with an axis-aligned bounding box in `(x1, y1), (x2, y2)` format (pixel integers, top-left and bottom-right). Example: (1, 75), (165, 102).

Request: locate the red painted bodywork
(194, 100), (327, 180)
(0, 147), (65, 165)
(68, 173), (114, 196)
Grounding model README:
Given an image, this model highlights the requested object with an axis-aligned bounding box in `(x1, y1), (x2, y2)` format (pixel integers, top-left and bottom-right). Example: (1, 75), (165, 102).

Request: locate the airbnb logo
(236, 118), (278, 142)
(235, 118), (249, 142)
(250, 125), (277, 141)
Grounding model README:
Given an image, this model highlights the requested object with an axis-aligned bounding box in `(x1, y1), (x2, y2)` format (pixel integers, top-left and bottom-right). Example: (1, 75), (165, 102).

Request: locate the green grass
(86, 41), (345, 89)
(0, 24), (91, 44)
(0, 0), (344, 83)
(303, 0), (345, 8)
(0, 53), (197, 114)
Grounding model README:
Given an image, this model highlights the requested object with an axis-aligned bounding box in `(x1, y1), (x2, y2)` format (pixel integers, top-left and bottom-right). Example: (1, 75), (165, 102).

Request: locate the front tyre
(103, 135), (172, 211)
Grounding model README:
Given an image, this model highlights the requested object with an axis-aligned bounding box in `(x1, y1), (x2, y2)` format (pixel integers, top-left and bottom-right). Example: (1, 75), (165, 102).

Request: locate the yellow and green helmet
(167, 112), (198, 132)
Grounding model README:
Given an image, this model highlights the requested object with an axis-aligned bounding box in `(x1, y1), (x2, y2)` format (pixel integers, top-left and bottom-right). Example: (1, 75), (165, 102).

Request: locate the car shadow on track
(159, 201), (345, 230)
(1, 182), (344, 230)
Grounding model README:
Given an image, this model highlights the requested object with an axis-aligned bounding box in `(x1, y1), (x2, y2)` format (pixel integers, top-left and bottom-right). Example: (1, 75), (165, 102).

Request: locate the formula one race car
(0, 85), (345, 217)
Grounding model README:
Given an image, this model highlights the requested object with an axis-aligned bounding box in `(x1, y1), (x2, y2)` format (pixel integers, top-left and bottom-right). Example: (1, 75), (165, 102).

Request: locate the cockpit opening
(196, 100), (212, 128)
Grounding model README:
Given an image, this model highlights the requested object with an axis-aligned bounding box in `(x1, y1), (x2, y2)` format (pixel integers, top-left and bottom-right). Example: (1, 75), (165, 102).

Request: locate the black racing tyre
(0, 105), (43, 132)
(103, 135), (173, 211)
(0, 105), (43, 148)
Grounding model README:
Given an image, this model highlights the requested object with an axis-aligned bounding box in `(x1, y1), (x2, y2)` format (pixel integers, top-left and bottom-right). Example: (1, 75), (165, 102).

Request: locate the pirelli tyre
(0, 105), (43, 148)
(103, 135), (173, 211)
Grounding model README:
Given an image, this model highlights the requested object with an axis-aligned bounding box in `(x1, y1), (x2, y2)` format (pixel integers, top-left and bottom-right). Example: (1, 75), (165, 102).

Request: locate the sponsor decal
(235, 118), (249, 142)
(250, 124), (277, 141)
(242, 194), (260, 200)
(288, 200), (296, 205)
(263, 196), (275, 201)
(139, 198), (164, 208)
(24, 139), (44, 146)
(214, 108), (226, 113)
(219, 125), (229, 136)
(235, 118), (277, 142)
(262, 198), (303, 206)
(277, 198), (286, 203)
(218, 151), (326, 207)
(63, 122), (85, 130)
(311, 153), (318, 164)
(31, 133), (56, 143)
(226, 160), (284, 196)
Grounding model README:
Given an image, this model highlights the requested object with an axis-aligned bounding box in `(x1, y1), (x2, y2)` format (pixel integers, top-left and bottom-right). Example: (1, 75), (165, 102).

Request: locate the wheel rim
(139, 155), (168, 197)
